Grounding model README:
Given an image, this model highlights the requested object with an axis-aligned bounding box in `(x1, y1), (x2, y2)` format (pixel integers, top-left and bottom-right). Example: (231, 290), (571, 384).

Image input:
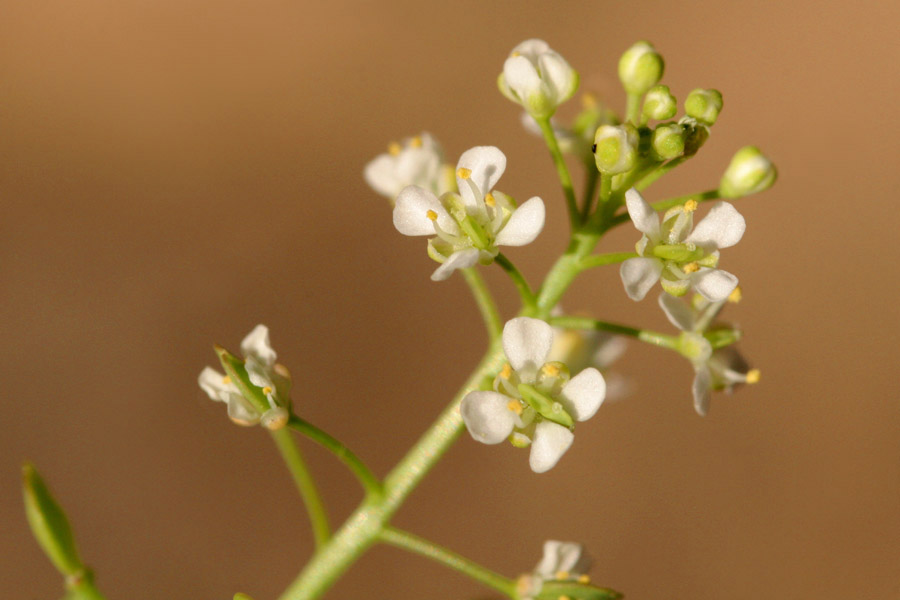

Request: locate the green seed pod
(592, 124), (639, 174)
(642, 85), (677, 121)
(685, 88), (724, 125)
(719, 146), (777, 198)
(618, 41), (665, 96)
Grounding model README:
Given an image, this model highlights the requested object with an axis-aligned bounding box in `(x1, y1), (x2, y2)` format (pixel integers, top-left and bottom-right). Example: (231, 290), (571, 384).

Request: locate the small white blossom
(518, 541), (592, 600)
(198, 325), (292, 429)
(393, 146), (545, 281)
(658, 293), (759, 416)
(364, 133), (453, 202)
(548, 310), (629, 402)
(499, 39), (578, 119)
(460, 318), (605, 473)
(620, 188), (745, 302)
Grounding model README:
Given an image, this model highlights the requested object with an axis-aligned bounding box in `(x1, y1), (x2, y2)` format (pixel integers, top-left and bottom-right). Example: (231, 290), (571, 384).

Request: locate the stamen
(507, 400), (523, 415)
(221, 375), (232, 385)
(484, 192), (496, 207)
(683, 262), (700, 274)
(582, 91), (597, 109)
(262, 386), (273, 395)
(555, 571), (570, 580)
(457, 167), (472, 180)
(388, 142), (401, 156)
(541, 363), (560, 377)
(683, 199), (699, 213)
(728, 286), (743, 303)
(410, 136), (423, 148)
(426, 210), (438, 221)
(746, 369), (761, 384)
(511, 51), (521, 58)
(577, 574), (591, 584)
(559, 596), (572, 600)
(500, 363), (513, 379)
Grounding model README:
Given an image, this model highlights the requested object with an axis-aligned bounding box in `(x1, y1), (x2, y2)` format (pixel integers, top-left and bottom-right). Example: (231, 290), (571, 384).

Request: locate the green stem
(277, 341), (507, 600)
(625, 93), (642, 125)
(536, 117), (580, 229)
(64, 570), (106, 600)
(495, 253), (536, 310)
(461, 268), (502, 341)
(549, 315), (678, 349)
(607, 189), (720, 229)
(287, 416), (383, 501)
(635, 156), (687, 191)
(578, 251), (637, 270)
(580, 165), (599, 221)
(270, 428), (331, 548)
(378, 527), (516, 598)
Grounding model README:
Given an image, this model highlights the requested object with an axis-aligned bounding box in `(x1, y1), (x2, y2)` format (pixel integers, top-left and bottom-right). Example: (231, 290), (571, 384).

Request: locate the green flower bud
(592, 124), (639, 174)
(22, 462), (84, 578)
(642, 85), (677, 121)
(719, 146), (777, 198)
(618, 41), (664, 96)
(651, 123), (685, 160)
(684, 88), (723, 125)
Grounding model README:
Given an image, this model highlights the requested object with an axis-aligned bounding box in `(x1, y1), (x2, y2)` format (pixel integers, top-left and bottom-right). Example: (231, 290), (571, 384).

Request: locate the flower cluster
(393, 146), (546, 281)
(460, 318), (606, 473)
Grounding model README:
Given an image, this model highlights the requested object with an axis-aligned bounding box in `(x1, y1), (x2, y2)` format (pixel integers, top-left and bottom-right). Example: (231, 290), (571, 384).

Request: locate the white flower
(393, 146), (545, 281)
(364, 133), (453, 202)
(518, 540), (593, 600)
(460, 318), (606, 473)
(198, 325), (292, 429)
(498, 39), (578, 119)
(658, 293), (759, 416)
(619, 188), (745, 302)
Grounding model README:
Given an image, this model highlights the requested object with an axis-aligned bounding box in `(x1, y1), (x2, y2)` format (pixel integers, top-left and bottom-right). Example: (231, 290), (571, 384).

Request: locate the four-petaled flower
(498, 39), (579, 119)
(364, 133), (452, 203)
(620, 188), (746, 302)
(659, 293), (759, 416)
(461, 317), (606, 473)
(517, 540), (593, 600)
(393, 146), (545, 281)
(198, 324), (292, 429)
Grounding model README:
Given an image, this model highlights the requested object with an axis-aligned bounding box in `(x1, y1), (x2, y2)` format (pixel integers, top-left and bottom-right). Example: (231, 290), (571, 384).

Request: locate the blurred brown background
(2, 1), (898, 598)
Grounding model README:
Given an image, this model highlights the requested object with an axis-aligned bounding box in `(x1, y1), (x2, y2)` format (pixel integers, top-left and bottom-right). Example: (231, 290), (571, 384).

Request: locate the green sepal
(705, 327), (742, 349)
(22, 462), (84, 578)
(214, 345), (270, 414)
(536, 580), (623, 600)
(517, 383), (574, 428)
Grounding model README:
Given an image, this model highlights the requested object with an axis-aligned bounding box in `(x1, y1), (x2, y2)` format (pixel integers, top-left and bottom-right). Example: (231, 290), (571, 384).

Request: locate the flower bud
(642, 85), (677, 121)
(22, 463), (84, 578)
(719, 146), (777, 198)
(684, 88), (723, 125)
(651, 123), (685, 160)
(618, 41), (664, 96)
(499, 39), (579, 119)
(592, 124), (639, 174)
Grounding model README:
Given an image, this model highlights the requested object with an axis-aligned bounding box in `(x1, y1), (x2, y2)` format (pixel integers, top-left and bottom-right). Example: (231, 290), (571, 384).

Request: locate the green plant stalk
(536, 117), (580, 229)
(378, 527), (516, 598)
(287, 416), (383, 501)
(64, 571), (106, 600)
(580, 166), (599, 221)
(270, 428), (331, 548)
(578, 251), (637, 271)
(495, 253), (536, 310)
(550, 315), (678, 349)
(625, 93), (642, 125)
(461, 267), (503, 341)
(635, 156), (687, 190)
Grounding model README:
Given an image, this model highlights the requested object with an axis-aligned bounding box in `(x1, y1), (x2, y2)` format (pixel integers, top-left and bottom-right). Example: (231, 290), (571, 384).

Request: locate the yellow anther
(262, 386), (273, 395)
(484, 192), (496, 207)
(426, 209), (438, 221)
(581, 91), (598, 109)
(577, 574), (591, 584)
(746, 369), (761, 384)
(683, 199), (699, 213)
(683, 262), (700, 274)
(388, 142), (401, 156)
(221, 375), (232, 385)
(507, 400), (523, 415)
(728, 286), (743, 303)
(511, 51), (521, 58)
(457, 167), (472, 180)
(559, 596), (572, 600)
(410, 136), (423, 148)
(499, 363), (513, 379)
(555, 571), (570, 580)
(541, 363), (561, 377)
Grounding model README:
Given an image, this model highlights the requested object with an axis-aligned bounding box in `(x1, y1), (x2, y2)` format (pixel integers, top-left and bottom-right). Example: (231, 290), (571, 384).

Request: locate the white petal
(226, 395), (260, 426)
(511, 39), (550, 60)
(559, 368), (606, 421)
(620, 257), (663, 301)
(692, 367), (712, 416)
(538, 51), (577, 103)
(503, 55), (543, 99)
(592, 334), (627, 370)
(460, 391), (517, 444)
(363, 154), (401, 198)
(657, 292), (696, 332)
(495, 197), (545, 246)
(198, 367), (232, 402)
(503, 317), (554, 373)
(529, 422), (574, 473)
(456, 146), (507, 207)
(691, 268), (738, 301)
(535, 541), (591, 577)
(241, 325), (276, 366)
(687, 202), (746, 249)
(430, 248), (479, 281)
(245, 359), (273, 390)
(393, 186), (456, 236)
(625, 188), (660, 239)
